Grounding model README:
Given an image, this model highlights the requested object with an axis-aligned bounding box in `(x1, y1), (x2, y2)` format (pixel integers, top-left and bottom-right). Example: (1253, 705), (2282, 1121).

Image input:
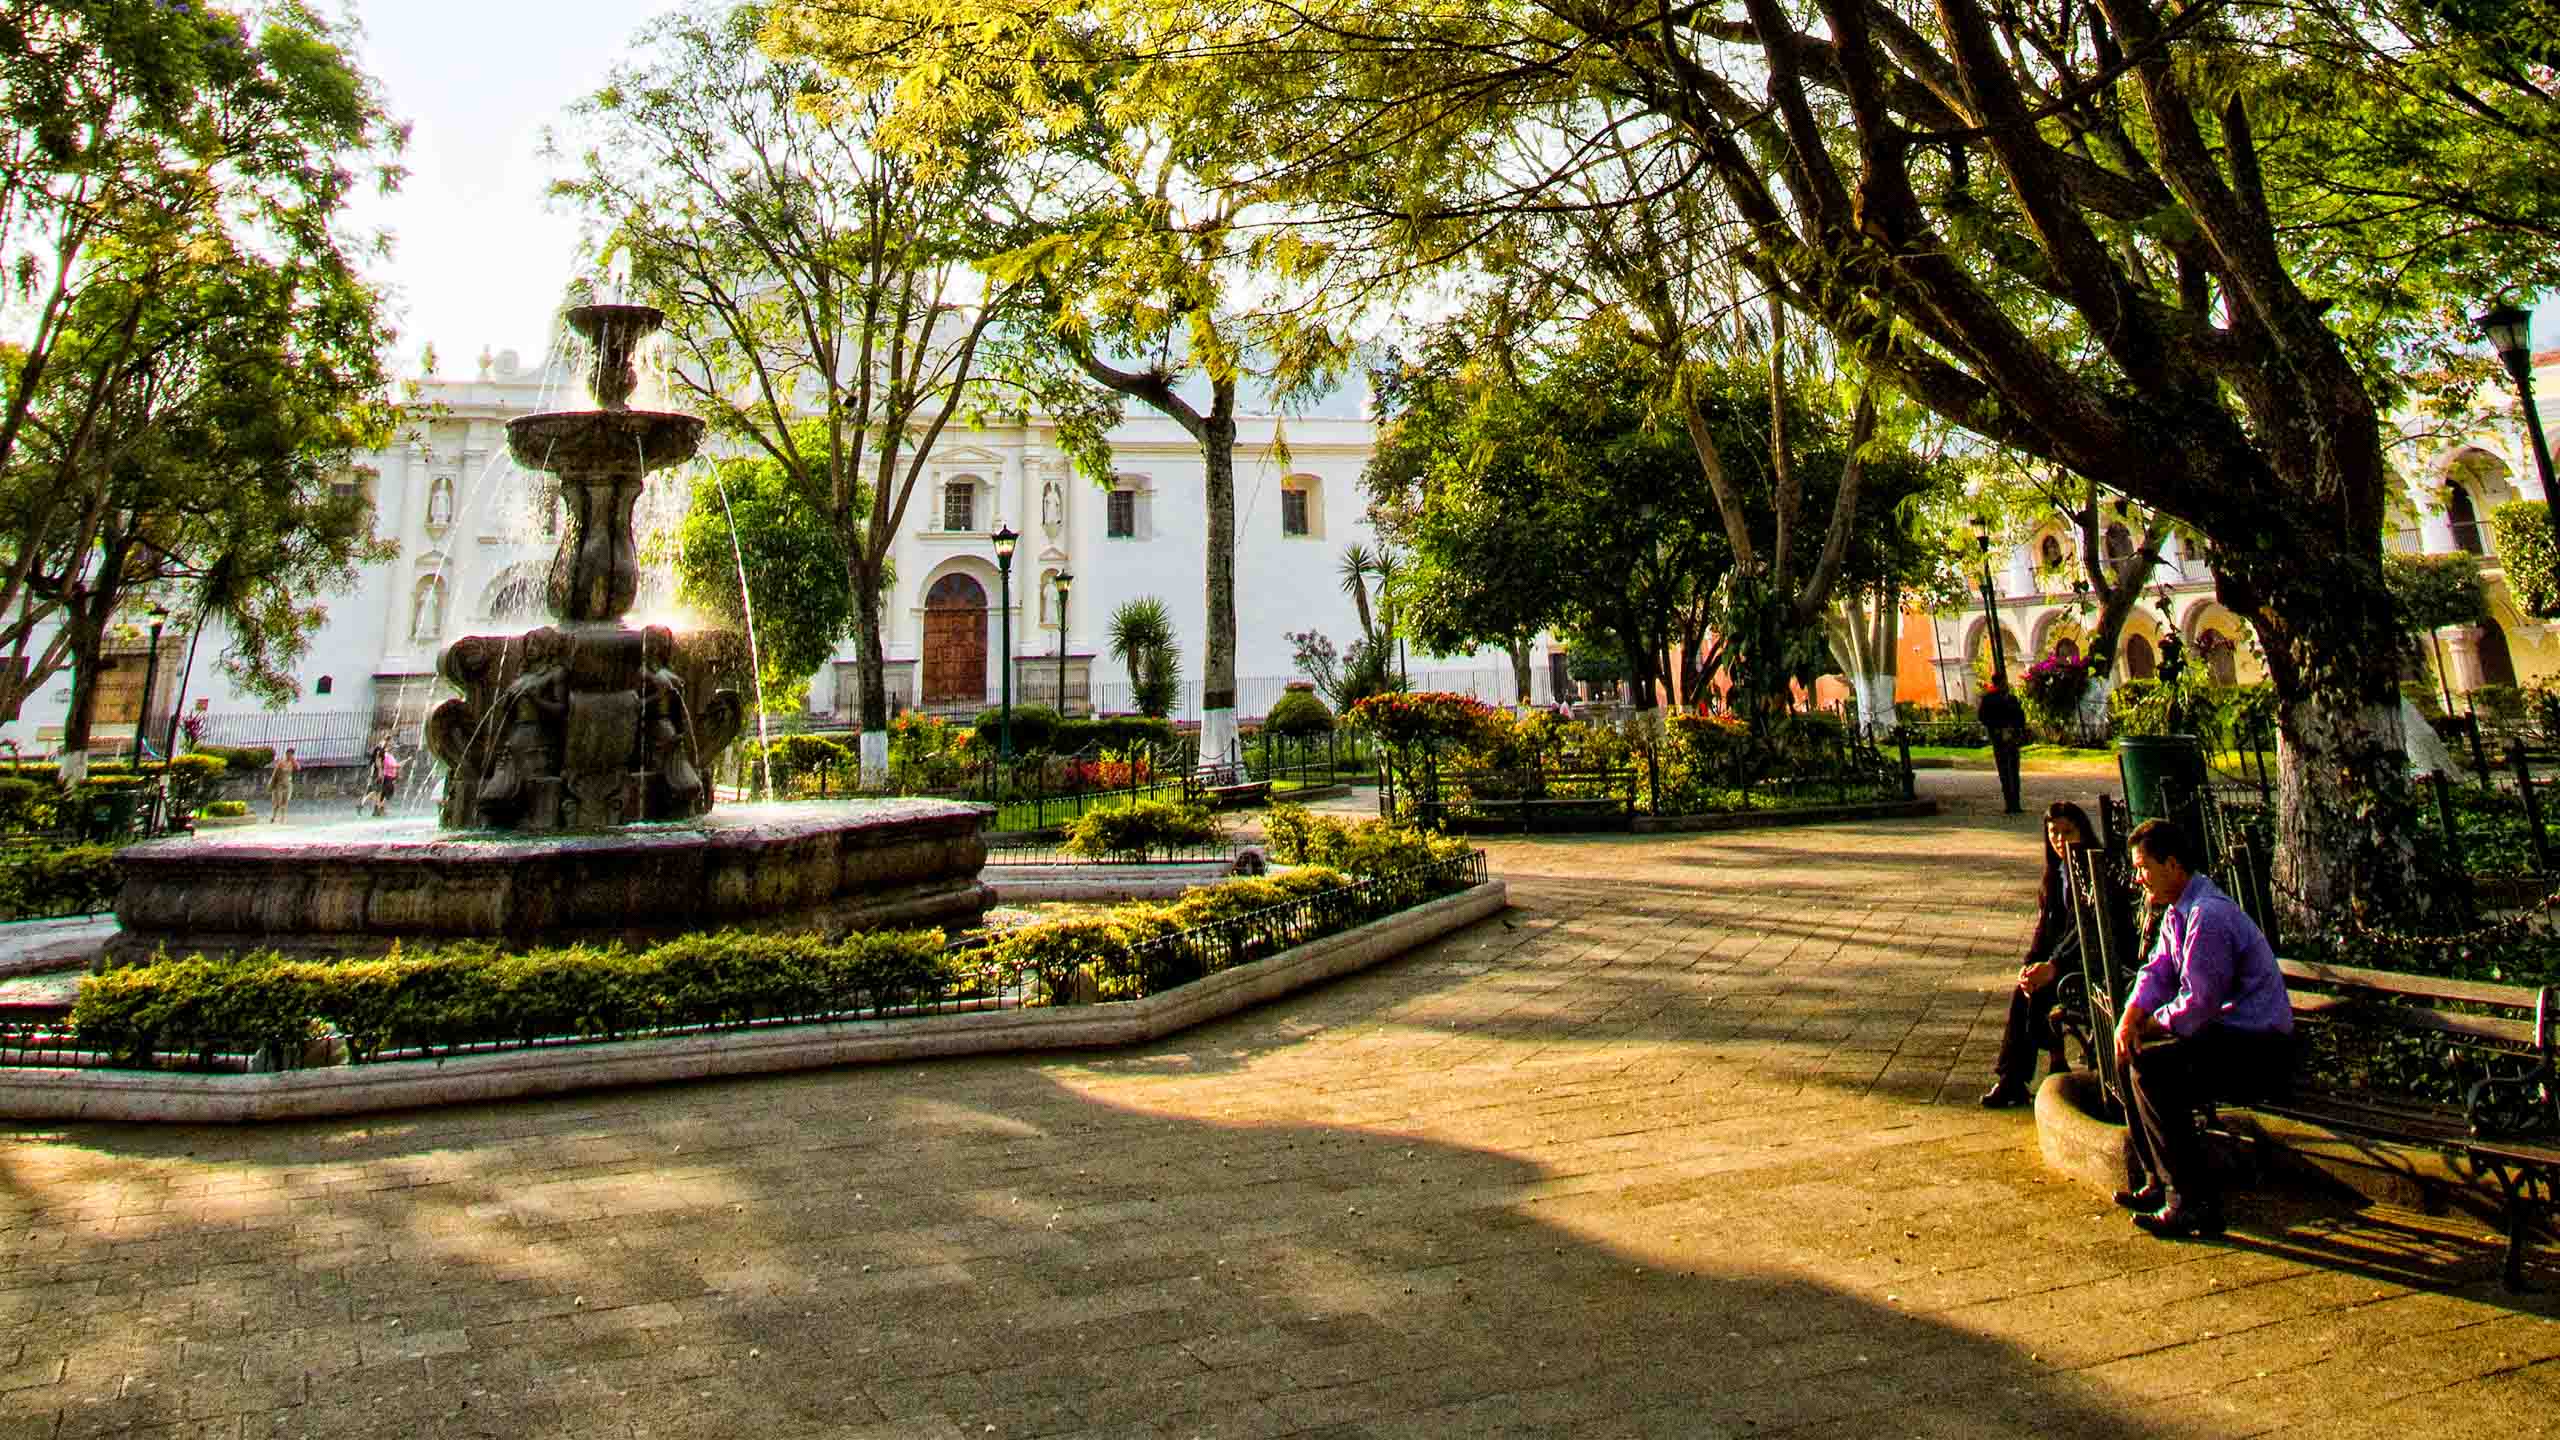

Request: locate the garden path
(0, 768), (2547, 1438)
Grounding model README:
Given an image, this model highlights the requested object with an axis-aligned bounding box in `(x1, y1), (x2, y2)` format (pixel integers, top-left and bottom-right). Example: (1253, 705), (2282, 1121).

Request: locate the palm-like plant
(1338, 544), (1378, 640)
(1108, 596), (1176, 692)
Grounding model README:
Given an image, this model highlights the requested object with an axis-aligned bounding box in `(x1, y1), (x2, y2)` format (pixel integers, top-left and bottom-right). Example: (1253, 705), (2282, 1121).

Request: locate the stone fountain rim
(114, 797), (992, 866)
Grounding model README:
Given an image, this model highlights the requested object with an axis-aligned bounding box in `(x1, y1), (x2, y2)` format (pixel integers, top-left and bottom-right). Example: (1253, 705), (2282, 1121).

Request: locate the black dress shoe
(1979, 1081), (2031, 1109)
(2113, 1184), (2164, 1213)
(2132, 1196), (2226, 1238)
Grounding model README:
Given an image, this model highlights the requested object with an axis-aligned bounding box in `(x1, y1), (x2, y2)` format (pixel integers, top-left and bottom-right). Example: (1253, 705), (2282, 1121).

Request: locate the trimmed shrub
(1061, 799), (1224, 860)
(2471, 683), (2528, 723)
(204, 800), (250, 817)
(1051, 715), (1179, 755)
(72, 927), (963, 1064)
(192, 745), (275, 773)
(1259, 805), (1472, 876)
(973, 704), (1061, 755)
(1264, 688), (1335, 737)
(0, 845), (120, 921)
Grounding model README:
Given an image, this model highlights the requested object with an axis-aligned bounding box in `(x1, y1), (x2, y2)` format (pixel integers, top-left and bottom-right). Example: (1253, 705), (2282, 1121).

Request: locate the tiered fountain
(107, 305), (991, 963)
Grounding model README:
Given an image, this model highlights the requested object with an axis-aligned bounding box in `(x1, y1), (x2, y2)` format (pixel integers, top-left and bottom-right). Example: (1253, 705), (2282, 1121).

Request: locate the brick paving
(0, 769), (2552, 1438)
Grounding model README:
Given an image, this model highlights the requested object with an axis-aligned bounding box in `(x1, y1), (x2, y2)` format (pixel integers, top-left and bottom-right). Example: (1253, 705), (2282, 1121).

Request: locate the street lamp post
(130, 605), (168, 769)
(1053, 570), (1074, 719)
(992, 524), (1018, 759)
(2477, 302), (2560, 568)
(1968, 515), (2010, 687)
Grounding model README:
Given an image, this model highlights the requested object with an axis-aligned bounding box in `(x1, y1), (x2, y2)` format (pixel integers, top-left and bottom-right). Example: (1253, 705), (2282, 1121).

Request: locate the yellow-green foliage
(988, 866), (1357, 1002)
(0, 845), (119, 920)
(73, 928), (961, 1063)
(1061, 798), (1224, 859)
(1260, 805), (1471, 873)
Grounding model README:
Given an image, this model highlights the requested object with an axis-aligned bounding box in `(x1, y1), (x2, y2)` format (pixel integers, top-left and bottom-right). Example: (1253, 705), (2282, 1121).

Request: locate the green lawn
(1905, 743), (2120, 771)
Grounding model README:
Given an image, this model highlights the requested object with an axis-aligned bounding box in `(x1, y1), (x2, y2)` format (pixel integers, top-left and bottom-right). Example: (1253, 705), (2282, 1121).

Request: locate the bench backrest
(2275, 958), (2553, 1052)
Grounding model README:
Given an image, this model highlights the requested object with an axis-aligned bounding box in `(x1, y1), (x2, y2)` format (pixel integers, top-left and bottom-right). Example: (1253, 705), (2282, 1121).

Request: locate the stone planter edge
(0, 879), (1507, 1125)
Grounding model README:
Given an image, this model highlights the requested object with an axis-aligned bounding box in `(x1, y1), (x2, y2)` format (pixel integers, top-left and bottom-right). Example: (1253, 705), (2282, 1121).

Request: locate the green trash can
(79, 788), (140, 843)
(2114, 734), (2216, 866)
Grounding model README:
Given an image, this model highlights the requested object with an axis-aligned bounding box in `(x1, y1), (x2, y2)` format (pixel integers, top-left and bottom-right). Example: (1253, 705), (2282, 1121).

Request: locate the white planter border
(0, 879), (1507, 1124)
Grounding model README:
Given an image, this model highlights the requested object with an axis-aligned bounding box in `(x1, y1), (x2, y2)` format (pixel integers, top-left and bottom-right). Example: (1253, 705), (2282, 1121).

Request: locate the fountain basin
(505, 408), (705, 473)
(103, 799), (993, 966)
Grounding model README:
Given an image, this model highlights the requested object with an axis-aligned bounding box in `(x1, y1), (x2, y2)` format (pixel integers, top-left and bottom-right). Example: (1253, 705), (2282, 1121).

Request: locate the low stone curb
(0, 879), (1507, 1125)
(1268, 783), (1352, 803)
(988, 861), (1236, 902)
(1632, 798), (1938, 833)
(0, 916), (119, 981)
(2032, 1070), (2515, 1231)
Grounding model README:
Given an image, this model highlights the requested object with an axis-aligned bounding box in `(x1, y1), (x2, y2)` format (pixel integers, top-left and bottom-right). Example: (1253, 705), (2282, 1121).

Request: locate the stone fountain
(106, 304), (991, 964)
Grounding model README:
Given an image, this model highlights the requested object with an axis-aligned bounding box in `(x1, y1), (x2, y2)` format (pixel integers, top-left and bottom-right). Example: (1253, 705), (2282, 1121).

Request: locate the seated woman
(1982, 800), (2101, 1108)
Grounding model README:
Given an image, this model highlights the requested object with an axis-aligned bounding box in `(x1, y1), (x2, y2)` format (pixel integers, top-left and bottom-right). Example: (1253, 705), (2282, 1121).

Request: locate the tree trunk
(2219, 543), (2421, 927)
(851, 560), (890, 787)
(1198, 396), (1240, 768)
(1509, 634), (1534, 714)
(58, 605), (109, 769)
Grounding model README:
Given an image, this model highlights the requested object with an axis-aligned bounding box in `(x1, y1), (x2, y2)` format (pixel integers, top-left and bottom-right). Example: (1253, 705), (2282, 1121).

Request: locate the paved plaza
(0, 770), (2553, 1438)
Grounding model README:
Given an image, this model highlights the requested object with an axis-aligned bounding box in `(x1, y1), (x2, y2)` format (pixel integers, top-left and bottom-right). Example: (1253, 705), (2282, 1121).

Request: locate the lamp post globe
(992, 524), (1018, 760)
(2475, 302), (2560, 576)
(1053, 570), (1074, 719)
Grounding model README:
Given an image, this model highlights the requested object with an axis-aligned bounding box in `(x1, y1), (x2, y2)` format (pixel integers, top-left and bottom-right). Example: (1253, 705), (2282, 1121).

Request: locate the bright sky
(342, 0), (685, 380)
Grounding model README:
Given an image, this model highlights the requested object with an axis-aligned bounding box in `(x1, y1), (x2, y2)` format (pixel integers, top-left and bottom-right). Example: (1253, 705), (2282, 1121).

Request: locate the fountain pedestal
(107, 301), (993, 965)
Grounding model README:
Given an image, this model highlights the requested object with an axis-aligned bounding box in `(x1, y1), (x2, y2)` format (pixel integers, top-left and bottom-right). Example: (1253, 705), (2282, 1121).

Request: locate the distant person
(1978, 676), (2028, 814)
(1981, 801), (2102, 1108)
(367, 742), (401, 817)
(2114, 818), (2292, 1238)
(267, 747), (298, 824)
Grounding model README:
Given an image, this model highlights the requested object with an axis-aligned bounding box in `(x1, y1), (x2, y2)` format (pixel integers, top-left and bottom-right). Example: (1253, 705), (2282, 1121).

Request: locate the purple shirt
(2126, 873), (2291, 1037)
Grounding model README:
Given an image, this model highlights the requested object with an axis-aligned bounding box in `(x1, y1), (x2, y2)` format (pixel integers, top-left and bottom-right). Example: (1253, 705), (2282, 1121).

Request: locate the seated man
(2113, 817), (2293, 1237)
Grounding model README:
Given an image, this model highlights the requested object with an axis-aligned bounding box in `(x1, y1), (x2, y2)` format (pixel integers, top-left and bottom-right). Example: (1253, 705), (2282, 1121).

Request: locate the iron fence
(983, 837), (1242, 867)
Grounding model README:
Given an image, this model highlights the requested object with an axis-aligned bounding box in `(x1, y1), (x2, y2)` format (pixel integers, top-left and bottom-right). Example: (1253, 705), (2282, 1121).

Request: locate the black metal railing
(983, 838), (1242, 867)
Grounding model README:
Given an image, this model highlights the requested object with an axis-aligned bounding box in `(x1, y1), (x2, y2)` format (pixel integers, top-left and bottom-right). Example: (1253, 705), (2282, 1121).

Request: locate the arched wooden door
(921, 573), (990, 706)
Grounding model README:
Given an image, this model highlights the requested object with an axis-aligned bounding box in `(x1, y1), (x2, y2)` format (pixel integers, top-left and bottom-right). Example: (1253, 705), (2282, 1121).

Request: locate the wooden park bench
(1185, 762), (1271, 810)
(2203, 961), (2560, 1291)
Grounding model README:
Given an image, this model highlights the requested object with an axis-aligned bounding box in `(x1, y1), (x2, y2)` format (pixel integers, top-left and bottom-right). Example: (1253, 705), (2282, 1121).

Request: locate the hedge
(74, 928), (968, 1064)
(191, 745), (275, 773)
(973, 705), (1061, 754)
(1060, 799), (1224, 860)
(989, 865), (1373, 1002)
(1261, 805), (1474, 876)
(0, 845), (120, 921)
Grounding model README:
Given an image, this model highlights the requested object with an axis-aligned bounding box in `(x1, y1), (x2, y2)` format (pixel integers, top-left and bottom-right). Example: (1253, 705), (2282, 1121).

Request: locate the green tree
(668, 447), (857, 713)
(0, 2), (401, 752)
(2384, 551), (2492, 711)
(772, 0), (1354, 767)
(1254, 0), (2560, 920)
(552, 2), (1051, 784)
(1106, 596), (1180, 719)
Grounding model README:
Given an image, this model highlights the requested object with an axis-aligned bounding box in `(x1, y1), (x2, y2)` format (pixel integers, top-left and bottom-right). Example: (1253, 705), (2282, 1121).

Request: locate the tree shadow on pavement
(0, 1060), (2195, 1440)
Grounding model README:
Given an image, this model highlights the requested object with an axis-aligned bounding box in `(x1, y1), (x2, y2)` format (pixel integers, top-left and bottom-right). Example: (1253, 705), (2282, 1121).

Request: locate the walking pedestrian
(1979, 677), (2028, 814)
(267, 747), (298, 824)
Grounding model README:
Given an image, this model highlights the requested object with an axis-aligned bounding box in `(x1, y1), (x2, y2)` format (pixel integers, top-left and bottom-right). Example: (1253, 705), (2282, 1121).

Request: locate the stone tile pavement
(0, 768), (2551, 1437)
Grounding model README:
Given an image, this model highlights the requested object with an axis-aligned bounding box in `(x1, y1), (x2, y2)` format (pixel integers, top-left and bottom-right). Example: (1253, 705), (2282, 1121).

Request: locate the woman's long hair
(2039, 800), (2100, 913)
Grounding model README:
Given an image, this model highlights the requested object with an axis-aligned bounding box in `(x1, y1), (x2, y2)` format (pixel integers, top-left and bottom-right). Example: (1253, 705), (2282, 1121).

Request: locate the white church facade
(0, 348), (1551, 765)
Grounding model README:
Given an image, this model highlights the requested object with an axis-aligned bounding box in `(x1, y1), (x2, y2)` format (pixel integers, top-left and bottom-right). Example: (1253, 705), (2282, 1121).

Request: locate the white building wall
(1, 357), (1547, 758)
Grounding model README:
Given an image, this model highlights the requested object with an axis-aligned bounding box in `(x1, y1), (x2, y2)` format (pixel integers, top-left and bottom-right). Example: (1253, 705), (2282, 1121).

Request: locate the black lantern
(992, 524), (1018, 758)
(1968, 515), (2008, 687)
(1053, 569), (1074, 718)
